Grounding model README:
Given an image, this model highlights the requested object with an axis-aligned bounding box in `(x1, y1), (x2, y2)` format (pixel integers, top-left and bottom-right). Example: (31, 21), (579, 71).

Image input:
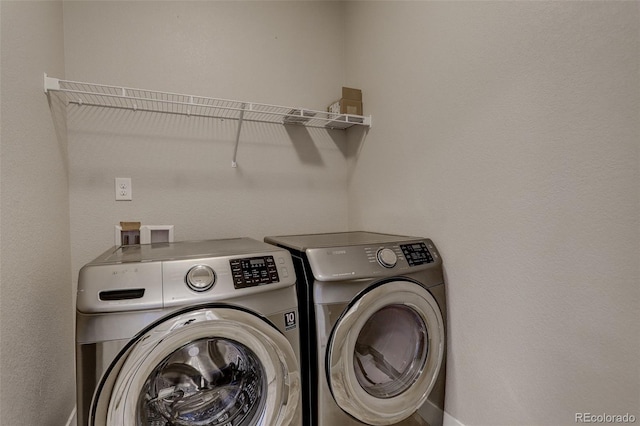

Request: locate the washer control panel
(230, 256), (279, 289)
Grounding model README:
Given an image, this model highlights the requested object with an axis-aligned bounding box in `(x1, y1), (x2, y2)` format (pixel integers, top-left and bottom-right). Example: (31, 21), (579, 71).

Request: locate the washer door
(326, 279), (444, 425)
(91, 305), (300, 426)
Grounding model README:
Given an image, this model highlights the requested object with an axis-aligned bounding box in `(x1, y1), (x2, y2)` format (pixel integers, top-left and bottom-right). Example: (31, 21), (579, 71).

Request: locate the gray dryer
(265, 231), (447, 426)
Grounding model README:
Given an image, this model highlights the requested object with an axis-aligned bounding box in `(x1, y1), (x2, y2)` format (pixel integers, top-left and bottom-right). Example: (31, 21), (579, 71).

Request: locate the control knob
(186, 265), (216, 292)
(376, 248), (398, 268)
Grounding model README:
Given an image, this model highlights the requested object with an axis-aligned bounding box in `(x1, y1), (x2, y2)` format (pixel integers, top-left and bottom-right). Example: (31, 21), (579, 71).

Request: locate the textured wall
(62, 1), (351, 296)
(345, 2), (639, 425)
(2, 2), (637, 425)
(0, 1), (74, 424)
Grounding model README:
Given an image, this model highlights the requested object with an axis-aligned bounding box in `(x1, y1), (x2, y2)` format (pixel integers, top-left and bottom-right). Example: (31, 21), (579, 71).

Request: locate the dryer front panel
(90, 305), (301, 426)
(325, 279), (444, 425)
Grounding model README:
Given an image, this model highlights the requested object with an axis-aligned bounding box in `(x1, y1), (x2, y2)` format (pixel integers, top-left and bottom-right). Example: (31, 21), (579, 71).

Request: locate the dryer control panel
(304, 238), (441, 282)
(400, 242), (434, 266)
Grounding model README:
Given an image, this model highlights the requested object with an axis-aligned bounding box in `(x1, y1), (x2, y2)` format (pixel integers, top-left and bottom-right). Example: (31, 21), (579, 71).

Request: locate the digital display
(230, 256), (279, 289)
(400, 243), (434, 267)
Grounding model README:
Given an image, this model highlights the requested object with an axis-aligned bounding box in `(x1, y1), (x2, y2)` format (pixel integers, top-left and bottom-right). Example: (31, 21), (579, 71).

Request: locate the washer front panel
(162, 252), (294, 308)
(78, 239), (296, 314)
(326, 280), (444, 425)
(91, 306), (300, 426)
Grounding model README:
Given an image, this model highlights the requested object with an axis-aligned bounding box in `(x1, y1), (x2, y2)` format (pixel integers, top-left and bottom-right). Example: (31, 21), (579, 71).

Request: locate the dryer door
(90, 305), (300, 426)
(326, 279), (444, 425)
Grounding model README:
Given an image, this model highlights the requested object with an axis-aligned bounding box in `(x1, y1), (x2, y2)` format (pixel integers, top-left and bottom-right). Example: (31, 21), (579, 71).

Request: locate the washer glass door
(326, 280), (444, 425)
(92, 306), (300, 426)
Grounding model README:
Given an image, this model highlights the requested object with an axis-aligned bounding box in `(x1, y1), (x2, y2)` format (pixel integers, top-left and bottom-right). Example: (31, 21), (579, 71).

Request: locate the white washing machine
(265, 232), (446, 426)
(76, 238), (302, 426)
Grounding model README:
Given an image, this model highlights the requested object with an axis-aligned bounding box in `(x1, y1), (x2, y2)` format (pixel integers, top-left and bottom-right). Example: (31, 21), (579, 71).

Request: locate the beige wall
(62, 1), (351, 299)
(345, 2), (639, 425)
(0, 1), (73, 424)
(1, 2), (351, 423)
(1, 1), (638, 425)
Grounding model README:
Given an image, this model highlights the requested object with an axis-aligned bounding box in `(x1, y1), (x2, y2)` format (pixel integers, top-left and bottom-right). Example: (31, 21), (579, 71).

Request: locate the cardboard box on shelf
(342, 87), (362, 101)
(342, 99), (363, 115)
(328, 87), (363, 116)
(328, 99), (362, 115)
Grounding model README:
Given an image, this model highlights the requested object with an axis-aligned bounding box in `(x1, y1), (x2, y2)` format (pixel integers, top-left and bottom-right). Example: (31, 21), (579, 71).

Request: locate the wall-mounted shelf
(44, 74), (371, 167)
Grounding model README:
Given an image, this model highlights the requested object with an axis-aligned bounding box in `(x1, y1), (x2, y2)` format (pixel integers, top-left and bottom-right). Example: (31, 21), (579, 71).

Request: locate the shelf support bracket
(43, 73), (60, 93)
(231, 103), (246, 168)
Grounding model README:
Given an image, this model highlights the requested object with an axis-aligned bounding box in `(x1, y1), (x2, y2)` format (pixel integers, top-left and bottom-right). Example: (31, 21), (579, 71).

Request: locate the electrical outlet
(115, 178), (132, 201)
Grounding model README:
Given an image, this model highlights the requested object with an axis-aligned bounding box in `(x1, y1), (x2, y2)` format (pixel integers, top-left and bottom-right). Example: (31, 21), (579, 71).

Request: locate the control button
(282, 267), (289, 278)
(186, 265), (216, 292)
(278, 257), (285, 264)
(376, 248), (398, 268)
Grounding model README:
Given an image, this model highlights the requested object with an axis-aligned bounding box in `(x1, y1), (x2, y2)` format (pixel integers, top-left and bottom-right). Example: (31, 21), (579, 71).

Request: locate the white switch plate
(115, 177), (132, 201)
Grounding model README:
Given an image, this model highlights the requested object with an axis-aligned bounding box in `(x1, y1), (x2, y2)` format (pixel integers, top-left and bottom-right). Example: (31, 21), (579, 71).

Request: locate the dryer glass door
(326, 279), (444, 425)
(91, 306), (300, 426)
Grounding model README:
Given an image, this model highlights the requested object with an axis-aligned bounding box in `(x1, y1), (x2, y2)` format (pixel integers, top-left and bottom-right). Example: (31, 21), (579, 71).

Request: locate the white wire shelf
(43, 75), (372, 129)
(44, 74), (371, 167)
(44, 74), (371, 166)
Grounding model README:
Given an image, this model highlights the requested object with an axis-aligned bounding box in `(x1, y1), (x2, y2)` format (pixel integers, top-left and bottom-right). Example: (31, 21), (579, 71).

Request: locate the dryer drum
(327, 280), (444, 425)
(353, 304), (429, 399)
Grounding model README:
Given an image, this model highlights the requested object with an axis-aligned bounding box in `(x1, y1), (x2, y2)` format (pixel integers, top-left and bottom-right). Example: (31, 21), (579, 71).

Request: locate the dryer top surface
(267, 231), (442, 283)
(265, 231), (422, 252)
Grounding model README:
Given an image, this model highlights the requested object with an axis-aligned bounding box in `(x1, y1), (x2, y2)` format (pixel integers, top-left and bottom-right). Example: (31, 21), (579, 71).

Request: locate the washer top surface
(265, 231), (421, 252)
(88, 237), (280, 265)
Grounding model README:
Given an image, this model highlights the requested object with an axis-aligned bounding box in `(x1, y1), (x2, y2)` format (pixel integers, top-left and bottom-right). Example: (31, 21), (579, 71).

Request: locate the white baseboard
(64, 407), (76, 426)
(443, 411), (465, 426)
